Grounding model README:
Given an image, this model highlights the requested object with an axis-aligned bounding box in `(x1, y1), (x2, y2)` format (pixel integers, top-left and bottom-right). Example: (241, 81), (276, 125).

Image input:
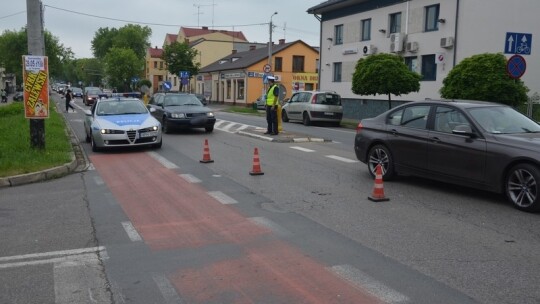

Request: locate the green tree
(0, 28), (73, 82)
(352, 53), (421, 109)
(76, 58), (103, 87)
(440, 53), (528, 107)
(104, 47), (143, 92)
(91, 24), (151, 61)
(162, 41), (200, 92)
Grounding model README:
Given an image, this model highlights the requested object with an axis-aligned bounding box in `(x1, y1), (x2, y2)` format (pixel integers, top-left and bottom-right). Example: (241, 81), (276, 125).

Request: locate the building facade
(198, 39), (319, 105)
(308, 0), (540, 107)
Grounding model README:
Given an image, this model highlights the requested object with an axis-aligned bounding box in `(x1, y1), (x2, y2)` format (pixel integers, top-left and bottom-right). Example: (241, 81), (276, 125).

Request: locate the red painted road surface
(91, 152), (382, 303)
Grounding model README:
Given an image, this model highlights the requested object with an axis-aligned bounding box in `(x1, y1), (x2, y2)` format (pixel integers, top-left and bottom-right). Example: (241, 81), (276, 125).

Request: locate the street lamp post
(268, 12), (278, 68)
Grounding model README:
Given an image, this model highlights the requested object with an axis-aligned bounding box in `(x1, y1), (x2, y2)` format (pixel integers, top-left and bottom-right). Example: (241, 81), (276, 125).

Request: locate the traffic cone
(249, 147), (264, 176)
(368, 164), (389, 202)
(199, 139), (214, 163)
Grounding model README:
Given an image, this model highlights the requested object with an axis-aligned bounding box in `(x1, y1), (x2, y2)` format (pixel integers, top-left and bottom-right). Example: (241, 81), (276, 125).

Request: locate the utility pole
(27, 0), (46, 149)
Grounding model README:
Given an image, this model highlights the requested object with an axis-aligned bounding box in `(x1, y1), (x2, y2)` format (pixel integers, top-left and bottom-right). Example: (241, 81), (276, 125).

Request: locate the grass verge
(0, 102), (72, 178)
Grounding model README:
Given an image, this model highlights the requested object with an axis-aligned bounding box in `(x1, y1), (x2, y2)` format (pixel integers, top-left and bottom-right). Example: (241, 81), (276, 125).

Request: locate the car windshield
(96, 100), (148, 116)
(468, 106), (540, 134)
(163, 95), (202, 106)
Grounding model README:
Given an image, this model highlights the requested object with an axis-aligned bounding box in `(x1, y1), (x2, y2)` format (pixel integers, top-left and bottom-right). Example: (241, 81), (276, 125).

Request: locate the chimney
(202, 26), (209, 30)
(154, 46), (158, 49)
(232, 49), (237, 54)
(279, 39), (285, 45)
(249, 45), (256, 51)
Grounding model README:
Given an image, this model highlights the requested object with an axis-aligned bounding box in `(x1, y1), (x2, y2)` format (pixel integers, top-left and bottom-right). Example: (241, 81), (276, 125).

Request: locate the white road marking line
(121, 221), (142, 242)
(325, 155), (359, 163)
(222, 122), (237, 132)
(0, 246), (106, 263)
(249, 217), (292, 237)
(214, 120), (227, 127)
(290, 146), (316, 152)
(87, 164), (95, 170)
(0, 248), (107, 270)
(54, 253), (111, 304)
(180, 174), (201, 183)
(236, 124), (249, 131)
(147, 152), (179, 169)
(207, 191), (238, 205)
(330, 265), (409, 304)
(153, 274), (185, 304)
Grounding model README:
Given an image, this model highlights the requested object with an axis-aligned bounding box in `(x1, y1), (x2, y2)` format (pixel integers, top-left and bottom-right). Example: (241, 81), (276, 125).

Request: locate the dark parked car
(12, 91), (24, 101)
(71, 87), (83, 98)
(147, 93), (216, 133)
(354, 99), (540, 212)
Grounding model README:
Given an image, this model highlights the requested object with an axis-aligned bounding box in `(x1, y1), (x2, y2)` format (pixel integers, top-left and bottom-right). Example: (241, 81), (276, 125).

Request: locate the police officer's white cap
(267, 76), (276, 80)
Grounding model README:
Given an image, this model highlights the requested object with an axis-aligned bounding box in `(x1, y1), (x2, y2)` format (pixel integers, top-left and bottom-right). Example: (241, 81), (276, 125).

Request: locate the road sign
(179, 71), (190, 78)
(263, 64), (271, 73)
(506, 54), (526, 79)
(131, 77), (139, 83)
(505, 32), (532, 55)
(163, 81), (172, 91)
(435, 53), (445, 64)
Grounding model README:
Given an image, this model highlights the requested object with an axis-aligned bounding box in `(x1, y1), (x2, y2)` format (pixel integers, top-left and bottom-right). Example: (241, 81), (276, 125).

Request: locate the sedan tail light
(356, 122), (363, 133)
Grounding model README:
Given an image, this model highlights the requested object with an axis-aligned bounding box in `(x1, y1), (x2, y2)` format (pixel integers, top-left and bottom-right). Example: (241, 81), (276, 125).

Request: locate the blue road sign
(506, 55), (526, 79)
(505, 32), (532, 55)
(179, 71), (190, 78)
(131, 76), (140, 83)
(163, 81), (172, 91)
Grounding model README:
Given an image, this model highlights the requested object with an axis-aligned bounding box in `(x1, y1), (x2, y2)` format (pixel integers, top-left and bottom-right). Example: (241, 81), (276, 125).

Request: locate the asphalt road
(1, 93), (539, 303)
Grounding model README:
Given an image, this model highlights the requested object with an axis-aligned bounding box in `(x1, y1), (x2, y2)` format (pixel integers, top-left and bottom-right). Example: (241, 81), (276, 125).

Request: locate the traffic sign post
(263, 64), (271, 73)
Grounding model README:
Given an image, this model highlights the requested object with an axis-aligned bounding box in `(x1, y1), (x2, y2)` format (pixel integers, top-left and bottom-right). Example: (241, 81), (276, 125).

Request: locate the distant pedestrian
(1, 89), (7, 103)
(265, 76), (279, 135)
(65, 89), (75, 112)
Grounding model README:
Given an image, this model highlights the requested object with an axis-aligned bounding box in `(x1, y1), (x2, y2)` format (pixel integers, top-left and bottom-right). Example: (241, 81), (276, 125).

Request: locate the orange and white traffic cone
(199, 139), (214, 163)
(368, 164), (389, 202)
(249, 147), (264, 176)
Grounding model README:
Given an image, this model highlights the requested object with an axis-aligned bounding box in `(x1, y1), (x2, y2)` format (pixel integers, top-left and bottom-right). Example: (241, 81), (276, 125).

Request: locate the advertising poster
(22, 55), (49, 119)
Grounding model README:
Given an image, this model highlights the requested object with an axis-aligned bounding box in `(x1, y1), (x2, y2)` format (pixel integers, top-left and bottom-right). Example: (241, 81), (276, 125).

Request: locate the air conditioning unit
(362, 45), (377, 56)
(440, 36), (454, 48)
(406, 41), (419, 52)
(390, 33), (406, 53)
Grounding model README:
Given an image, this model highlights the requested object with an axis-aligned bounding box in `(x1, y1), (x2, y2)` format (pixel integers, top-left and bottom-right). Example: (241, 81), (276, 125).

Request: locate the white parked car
(84, 97), (162, 152)
(281, 91), (343, 126)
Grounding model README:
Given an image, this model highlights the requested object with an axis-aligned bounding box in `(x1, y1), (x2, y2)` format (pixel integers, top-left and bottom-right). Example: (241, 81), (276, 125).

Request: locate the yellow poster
(23, 56), (49, 119)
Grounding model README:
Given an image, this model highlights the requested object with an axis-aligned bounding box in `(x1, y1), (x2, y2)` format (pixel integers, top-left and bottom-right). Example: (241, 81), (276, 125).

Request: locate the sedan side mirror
(452, 124), (475, 137)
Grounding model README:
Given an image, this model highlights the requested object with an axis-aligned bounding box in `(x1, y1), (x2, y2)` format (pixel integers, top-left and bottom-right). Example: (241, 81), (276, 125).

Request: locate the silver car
(84, 97), (162, 152)
(281, 91), (343, 126)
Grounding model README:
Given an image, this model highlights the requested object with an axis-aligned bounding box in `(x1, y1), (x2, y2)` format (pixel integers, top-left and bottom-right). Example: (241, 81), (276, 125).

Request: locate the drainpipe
(453, 0), (460, 67)
(314, 14), (322, 90)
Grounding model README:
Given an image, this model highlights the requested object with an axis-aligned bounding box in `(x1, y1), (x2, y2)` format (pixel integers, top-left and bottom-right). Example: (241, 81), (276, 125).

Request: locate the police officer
(265, 76), (279, 135)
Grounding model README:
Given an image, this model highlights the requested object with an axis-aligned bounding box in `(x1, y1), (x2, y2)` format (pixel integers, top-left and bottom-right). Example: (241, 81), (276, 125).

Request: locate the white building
(308, 0), (540, 103)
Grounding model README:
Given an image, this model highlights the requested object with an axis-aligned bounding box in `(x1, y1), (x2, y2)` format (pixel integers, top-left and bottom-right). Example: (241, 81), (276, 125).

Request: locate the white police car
(84, 97), (162, 152)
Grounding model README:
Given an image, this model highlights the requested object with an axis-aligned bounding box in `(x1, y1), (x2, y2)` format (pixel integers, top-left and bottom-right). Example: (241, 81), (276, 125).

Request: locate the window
(404, 56), (418, 73)
(153, 61), (157, 69)
(421, 54), (436, 81)
(389, 12), (402, 33)
(400, 105), (430, 129)
(159, 62), (163, 69)
(292, 56), (305, 72)
(275, 57), (283, 72)
(333, 62), (342, 82)
(334, 24), (343, 45)
(361, 19), (371, 41)
(434, 106), (470, 133)
(425, 4), (440, 32)
(237, 80), (245, 100)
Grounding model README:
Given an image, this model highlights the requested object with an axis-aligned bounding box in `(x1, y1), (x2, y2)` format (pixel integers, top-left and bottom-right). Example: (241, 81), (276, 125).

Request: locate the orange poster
(23, 56), (49, 119)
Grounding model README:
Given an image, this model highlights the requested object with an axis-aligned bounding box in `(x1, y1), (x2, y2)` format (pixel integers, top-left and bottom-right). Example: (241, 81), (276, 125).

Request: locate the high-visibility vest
(266, 84), (278, 106)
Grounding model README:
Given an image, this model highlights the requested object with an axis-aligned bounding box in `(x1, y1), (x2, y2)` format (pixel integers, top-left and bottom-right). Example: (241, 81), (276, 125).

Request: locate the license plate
(324, 112), (334, 116)
(140, 131), (157, 137)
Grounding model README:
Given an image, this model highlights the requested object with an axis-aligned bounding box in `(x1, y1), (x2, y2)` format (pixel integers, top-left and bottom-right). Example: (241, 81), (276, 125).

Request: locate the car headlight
(207, 112), (215, 117)
(100, 129), (124, 134)
(152, 125), (159, 131)
(171, 113), (185, 118)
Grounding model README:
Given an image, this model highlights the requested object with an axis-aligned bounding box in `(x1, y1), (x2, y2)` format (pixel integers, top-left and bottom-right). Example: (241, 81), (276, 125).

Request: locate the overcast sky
(2, 0), (323, 59)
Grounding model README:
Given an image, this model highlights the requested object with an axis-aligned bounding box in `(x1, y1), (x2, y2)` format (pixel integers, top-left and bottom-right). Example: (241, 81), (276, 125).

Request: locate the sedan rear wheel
(367, 144), (394, 180)
(506, 164), (540, 212)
